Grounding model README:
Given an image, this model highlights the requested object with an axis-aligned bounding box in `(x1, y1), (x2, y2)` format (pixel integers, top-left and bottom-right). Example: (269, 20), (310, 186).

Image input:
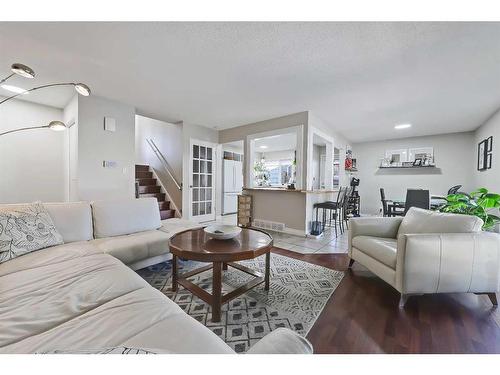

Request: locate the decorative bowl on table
(204, 224), (242, 240)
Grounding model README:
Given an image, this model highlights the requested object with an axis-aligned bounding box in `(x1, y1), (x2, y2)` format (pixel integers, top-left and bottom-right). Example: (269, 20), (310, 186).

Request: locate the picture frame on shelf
(409, 147), (434, 162)
(385, 149), (408, 166)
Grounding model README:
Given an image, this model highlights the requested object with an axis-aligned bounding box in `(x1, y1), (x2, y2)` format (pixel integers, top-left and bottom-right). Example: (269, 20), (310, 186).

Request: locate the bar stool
(313, 187), (345, 237)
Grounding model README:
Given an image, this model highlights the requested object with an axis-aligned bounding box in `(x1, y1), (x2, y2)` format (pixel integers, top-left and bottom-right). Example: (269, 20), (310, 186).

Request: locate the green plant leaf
(471, 188), (488, 198)
(483, 216), (497, 230)
(477, 194), (500, 208)
(446, 194), (470, 203)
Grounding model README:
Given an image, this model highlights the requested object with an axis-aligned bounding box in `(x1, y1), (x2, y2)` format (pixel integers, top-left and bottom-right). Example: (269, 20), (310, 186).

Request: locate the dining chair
(380, 188), (404, 217)
(447, 185), (462, 195)
(342, 185), (355, 231)
(380, 188), (391, 217)
(404, 189), (430, 214)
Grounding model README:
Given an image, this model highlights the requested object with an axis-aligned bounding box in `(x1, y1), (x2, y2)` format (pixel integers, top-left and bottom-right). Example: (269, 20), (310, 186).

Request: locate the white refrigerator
(223, 159), (243, 215)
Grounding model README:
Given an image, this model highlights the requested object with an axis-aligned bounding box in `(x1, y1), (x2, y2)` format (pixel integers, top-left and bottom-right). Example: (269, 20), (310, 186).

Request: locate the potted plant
(437, 188), (500, 231)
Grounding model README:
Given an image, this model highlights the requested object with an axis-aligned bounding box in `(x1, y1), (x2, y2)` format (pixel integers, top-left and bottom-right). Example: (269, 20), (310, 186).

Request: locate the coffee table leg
(212, 261), (222, 322)
(222, 262), (228, 270)
(265, 252), (271, 291)
(172, 254), (178, 292)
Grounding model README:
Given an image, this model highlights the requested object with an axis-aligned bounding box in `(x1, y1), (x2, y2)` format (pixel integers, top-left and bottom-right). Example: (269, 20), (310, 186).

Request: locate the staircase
(135, 164), (176, 220)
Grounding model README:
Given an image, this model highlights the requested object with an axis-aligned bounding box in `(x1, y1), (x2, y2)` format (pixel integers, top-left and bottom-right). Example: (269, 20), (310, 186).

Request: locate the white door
(189, 139), (216, 222)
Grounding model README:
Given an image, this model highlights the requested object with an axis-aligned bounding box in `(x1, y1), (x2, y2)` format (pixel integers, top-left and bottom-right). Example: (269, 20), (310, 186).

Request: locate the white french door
(189, 139), (216, 222)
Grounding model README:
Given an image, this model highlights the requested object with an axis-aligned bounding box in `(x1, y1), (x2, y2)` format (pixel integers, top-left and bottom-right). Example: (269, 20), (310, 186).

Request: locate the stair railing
(146, 138), (182, 191)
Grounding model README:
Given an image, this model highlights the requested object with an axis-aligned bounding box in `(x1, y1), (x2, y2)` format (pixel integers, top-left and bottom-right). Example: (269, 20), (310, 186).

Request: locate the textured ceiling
(1, 22), (500, 142)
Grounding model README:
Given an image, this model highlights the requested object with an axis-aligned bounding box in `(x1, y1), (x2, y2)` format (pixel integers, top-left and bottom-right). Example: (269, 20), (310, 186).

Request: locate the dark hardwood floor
(272, 247), (500, 354)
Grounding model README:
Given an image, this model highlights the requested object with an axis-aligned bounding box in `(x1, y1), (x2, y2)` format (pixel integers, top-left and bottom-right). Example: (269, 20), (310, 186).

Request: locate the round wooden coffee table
(169, 227), (273, 322)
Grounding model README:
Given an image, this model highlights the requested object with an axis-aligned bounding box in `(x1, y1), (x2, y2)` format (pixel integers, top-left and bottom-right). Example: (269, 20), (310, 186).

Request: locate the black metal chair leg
(339, 208), (344, 234)
(334, 215), (338, 238)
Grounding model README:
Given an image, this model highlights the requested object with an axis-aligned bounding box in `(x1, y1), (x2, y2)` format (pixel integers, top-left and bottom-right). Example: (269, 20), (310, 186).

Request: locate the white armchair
(348, 207), (500, 307)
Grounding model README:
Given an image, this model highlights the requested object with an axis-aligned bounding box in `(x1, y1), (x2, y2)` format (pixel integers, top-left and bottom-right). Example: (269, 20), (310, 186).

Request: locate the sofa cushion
(91, 230), (171, 265)
(159, 218), (203, 235)
(0, 202), (64, 264)
(351, 235), (397, 269)
(0, 243), (232, 354)
(398, 207), (483, 237)
(44, 202), (93, 243)
(91, 198), (161, 238)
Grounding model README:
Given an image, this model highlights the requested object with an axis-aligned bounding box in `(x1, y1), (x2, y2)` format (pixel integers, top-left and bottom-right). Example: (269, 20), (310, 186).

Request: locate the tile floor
(267, 226), (348, 254)
(212, 214), (349, 255)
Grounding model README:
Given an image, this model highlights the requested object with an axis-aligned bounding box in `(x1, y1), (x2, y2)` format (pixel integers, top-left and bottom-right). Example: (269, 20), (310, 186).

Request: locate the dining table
(387, 195), (446, 216)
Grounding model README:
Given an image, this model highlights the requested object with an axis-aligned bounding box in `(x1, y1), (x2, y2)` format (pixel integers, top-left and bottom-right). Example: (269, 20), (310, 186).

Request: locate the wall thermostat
(104, 117), (116, 132)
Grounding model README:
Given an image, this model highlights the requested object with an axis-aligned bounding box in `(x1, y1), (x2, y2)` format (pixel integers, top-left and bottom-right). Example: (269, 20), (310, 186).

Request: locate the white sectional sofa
(41, 198), (199, 270)
(0, 198), (312, 354)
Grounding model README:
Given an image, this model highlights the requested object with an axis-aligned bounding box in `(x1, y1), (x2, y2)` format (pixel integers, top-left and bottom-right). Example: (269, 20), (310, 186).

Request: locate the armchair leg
(488, 293), (498, 305)
(399, 294), (409, 308)
(348, 258), (355, 268)
(475, 292), (498, 306)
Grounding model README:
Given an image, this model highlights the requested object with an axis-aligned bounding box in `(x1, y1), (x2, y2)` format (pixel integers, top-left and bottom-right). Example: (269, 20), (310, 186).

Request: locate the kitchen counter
(243, 187), (339, 194)
(242, 187), (340, 235)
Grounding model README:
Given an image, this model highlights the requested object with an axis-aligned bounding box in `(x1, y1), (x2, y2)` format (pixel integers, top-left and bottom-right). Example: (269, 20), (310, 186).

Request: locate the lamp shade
(48, 121), (67, 131)
(11, 63), (35, 79)
(74, 83), (91, 96)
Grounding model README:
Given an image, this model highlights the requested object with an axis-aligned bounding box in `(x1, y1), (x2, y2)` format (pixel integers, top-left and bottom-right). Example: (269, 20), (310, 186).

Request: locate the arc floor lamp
(0, 63), (91, 137)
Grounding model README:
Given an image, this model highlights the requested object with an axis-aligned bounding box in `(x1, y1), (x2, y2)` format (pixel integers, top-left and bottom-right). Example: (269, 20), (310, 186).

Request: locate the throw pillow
(0, 202), (64, 264)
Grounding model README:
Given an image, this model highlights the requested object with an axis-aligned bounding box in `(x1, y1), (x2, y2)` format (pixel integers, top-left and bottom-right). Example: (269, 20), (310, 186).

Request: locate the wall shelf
(378, 165), (437, 169)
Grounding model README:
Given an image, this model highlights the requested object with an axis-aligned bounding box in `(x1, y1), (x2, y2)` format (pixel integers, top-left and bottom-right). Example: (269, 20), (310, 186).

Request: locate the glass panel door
(190, 140), (216, 222)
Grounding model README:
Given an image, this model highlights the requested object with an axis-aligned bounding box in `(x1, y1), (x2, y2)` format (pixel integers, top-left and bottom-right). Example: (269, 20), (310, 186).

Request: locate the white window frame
(246, 125), (304, 189)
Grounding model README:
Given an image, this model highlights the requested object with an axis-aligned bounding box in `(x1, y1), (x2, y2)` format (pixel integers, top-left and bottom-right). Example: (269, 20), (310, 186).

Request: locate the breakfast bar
(242, 187), (339, 236)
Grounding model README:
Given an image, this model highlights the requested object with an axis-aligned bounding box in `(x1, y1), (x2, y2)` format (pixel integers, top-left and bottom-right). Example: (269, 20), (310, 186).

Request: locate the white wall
(352, 132), (475, 215)
(307, 112), (350, 187)
(63, 94), (78, 202)
(312, 144), (326, 189)
(474, 109), (500, 192)
(219, 112), (309, 189)
(0, 98), (65, 203)
(76, 95), (136, 201)
(257, 150), (295, 161)
(135, 115), (183, 212)
(474, 109), (500, 231)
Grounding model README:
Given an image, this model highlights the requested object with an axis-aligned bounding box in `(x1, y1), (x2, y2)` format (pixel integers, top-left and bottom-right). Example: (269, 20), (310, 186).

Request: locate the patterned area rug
(137, 253), (343, 353)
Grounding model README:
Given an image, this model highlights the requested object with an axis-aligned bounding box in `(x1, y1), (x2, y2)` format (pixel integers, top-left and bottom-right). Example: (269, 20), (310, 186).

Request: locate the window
(256, 158), (293, 187)
(248, 125), (303, 189)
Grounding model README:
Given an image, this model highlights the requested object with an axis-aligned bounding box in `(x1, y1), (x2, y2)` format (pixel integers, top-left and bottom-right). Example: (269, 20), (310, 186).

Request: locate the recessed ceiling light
(260, 145), (268, 149)
(395, 123), (412, 130)
(1, 84), (28, 94)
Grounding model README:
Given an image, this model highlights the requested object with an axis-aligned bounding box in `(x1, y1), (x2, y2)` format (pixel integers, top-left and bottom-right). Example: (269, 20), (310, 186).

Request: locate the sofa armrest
(348, 217), (403, 256)
(245, 328), (313, 354)
(396, 232), (500, 294)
